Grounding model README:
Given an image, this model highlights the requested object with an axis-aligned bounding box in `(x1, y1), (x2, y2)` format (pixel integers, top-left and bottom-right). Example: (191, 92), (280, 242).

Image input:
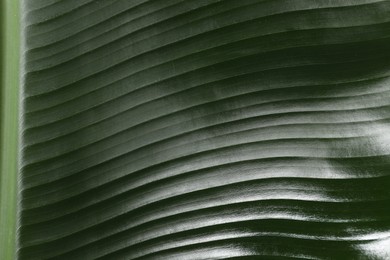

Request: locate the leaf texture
(19, 0), (390, 259)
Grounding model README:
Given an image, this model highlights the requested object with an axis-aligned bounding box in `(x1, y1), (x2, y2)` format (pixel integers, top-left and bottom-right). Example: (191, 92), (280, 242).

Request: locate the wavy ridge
(19, 0), (390, 259)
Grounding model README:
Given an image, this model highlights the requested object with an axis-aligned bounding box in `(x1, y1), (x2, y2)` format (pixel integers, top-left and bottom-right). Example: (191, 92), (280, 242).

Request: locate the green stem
(0, 0), (20, 259)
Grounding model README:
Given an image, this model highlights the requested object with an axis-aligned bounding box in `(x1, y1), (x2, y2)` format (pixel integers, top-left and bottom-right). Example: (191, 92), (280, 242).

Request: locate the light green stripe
(0, 0), (20, 259)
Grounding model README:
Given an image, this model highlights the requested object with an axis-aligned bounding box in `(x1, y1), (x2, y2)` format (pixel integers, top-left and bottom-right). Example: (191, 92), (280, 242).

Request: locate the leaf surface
(15, 0), (390, 259)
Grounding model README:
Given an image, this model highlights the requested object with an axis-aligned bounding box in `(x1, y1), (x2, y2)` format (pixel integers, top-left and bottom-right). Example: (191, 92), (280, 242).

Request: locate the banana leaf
(1, 0), (390, 259)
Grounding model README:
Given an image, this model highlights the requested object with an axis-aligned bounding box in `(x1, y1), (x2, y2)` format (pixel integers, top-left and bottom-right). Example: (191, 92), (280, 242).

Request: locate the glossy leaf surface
(16, 0), (390, 259)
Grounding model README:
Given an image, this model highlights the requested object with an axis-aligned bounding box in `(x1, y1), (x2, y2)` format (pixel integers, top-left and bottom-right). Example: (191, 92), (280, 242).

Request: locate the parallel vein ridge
(19, 0), (390, 259)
